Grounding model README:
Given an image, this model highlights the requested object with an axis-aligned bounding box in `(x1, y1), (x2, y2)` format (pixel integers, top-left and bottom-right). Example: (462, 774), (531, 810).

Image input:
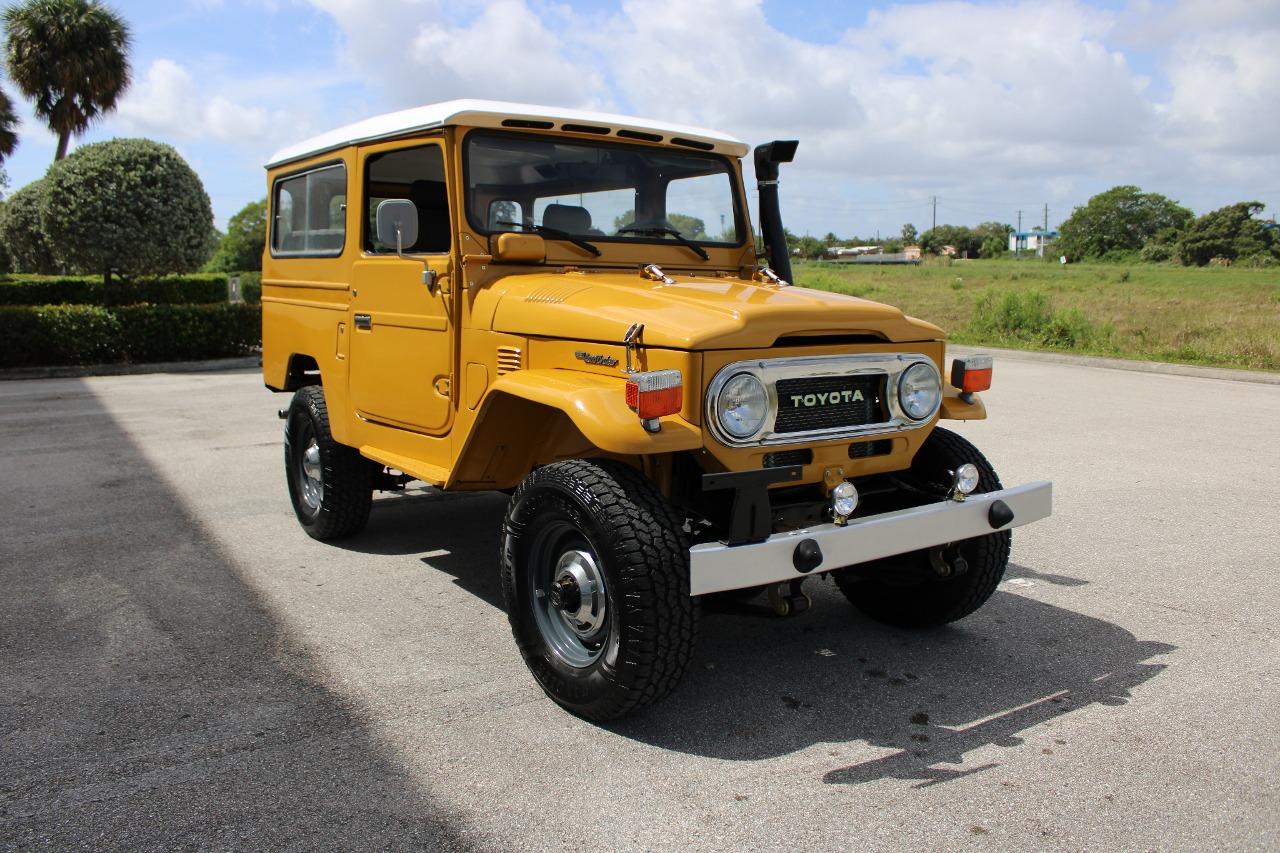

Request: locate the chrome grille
(704, 353), (939, 448)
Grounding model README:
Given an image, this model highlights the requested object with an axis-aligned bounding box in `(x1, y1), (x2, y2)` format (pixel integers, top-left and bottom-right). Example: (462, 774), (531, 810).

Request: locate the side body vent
(496, 346), (523, 375)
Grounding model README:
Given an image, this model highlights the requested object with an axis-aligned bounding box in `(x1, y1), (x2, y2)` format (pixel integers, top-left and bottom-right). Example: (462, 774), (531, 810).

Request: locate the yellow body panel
(262, 121), (980, 492)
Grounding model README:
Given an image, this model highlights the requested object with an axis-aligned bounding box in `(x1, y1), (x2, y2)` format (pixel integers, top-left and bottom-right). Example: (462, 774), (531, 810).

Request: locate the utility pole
(931, 196), (937, 232)
(1042, 204), (1049, 257)
(1016, 210), (1022, 258)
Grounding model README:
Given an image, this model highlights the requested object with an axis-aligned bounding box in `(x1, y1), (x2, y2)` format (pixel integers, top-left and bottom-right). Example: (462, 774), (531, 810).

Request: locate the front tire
(284, 385), (374, 540)
(500, 459), (698, 721)
(833, 427), (1011, 628)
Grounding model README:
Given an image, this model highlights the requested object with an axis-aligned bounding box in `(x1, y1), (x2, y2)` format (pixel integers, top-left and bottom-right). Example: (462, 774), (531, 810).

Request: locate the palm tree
(3, 0), (130, 161)
(0, 86), (17, 161)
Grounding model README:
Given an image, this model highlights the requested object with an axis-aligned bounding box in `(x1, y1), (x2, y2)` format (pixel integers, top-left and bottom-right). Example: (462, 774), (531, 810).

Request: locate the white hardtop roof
(265, 99), (750, 169)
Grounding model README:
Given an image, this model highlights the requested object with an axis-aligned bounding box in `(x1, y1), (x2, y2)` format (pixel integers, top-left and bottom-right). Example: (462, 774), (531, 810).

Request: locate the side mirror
(376, 199), (419, 253)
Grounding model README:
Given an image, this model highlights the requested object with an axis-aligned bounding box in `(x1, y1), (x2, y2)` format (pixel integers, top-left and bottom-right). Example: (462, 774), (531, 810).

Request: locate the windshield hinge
(754, 266), (790, 287)
(640, 264), (675, 285)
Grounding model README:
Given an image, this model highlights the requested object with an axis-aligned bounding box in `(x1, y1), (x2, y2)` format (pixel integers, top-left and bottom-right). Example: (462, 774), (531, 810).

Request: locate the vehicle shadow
(339, 488), (510, 610)
(345, 489), (1169, 786)
(0, 380), (473, 848)
(611, 583), (1172, 783)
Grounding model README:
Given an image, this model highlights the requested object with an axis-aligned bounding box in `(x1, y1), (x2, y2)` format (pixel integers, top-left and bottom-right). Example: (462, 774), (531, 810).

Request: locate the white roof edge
(265, 99), (750, 169)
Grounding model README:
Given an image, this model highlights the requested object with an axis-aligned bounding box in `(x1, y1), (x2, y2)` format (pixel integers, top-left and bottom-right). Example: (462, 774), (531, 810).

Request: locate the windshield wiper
(495, 220), (600, 257)
(616, 225), (710, 260)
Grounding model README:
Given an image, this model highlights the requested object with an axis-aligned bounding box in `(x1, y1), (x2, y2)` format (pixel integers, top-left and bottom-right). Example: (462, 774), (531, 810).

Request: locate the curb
(948, 345), (1280, 386)
(0, 356), (261, 381)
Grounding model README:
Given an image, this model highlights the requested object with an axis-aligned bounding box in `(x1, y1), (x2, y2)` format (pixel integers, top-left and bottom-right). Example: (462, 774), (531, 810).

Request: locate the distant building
(1009, 229), (1059, 257)
(903, 244), (922, 261)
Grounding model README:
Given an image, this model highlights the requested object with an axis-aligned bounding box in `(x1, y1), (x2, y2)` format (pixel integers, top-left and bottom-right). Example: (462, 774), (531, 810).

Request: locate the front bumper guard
(688, 481), (1053, 596)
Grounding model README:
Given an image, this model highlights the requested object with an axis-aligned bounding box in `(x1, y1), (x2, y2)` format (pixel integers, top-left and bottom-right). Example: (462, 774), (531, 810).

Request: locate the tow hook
(928, 545), (968, 579)
(767, 579), (811, 617)
(277, 409), (288, 420)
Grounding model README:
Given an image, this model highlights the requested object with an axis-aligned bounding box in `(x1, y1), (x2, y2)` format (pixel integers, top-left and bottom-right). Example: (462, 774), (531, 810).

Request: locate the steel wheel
(527, 523), (615, 669)
(297, 433), (324, 513)
(500, 458), (698, 721)
(283, 385), (374, 540)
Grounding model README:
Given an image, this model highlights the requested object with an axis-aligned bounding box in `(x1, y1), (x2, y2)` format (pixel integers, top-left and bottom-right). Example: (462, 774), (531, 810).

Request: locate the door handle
(354, 313), (372, 330)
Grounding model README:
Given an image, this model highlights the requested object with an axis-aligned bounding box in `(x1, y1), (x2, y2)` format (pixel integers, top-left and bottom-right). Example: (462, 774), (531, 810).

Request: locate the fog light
(953, 463), (979, 495)
(832, 481), (859, 521)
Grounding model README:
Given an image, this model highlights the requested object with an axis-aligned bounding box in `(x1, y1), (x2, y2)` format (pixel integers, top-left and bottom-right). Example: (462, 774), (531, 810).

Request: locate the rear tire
(833, 427), (1011, 628)
(284, 385), (374, 540)
(500, 459), (698, 721)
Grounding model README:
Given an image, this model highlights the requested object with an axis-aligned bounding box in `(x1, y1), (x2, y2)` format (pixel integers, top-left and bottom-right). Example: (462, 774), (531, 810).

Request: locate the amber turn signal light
(950, 354), (993, 394)
(625, 369), (683, 422)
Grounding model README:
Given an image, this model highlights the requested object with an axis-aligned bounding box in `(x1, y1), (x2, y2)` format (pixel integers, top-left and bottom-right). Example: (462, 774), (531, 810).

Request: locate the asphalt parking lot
(3, 354), (1278, 850)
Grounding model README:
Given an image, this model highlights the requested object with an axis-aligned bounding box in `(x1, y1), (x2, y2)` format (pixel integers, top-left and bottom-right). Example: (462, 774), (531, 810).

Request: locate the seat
(542, 203), (594, 235)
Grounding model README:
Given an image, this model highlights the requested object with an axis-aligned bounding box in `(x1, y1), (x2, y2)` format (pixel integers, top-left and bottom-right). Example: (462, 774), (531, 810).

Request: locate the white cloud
(307, 0), (609, 109)
(167, 0), (1280, 232)
(116, 59), (278, 146)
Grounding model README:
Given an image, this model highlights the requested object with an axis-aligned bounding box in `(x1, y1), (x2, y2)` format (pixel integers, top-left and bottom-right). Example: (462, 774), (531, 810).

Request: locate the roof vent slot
(561, 123), (610, 135)
(670, 137), (714, 151)
(502, 119), (554, 129)
(617, 129), (663, 142)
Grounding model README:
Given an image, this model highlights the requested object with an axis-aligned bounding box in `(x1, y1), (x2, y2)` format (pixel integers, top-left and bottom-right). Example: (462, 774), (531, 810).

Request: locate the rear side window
(271, 163), (347, 257)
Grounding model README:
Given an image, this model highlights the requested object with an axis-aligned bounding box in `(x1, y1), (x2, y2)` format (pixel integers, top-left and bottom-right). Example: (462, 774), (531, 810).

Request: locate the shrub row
(0, 303), (260, 368)
(0, 273), (230, 307)
(233, 271), (262, 304)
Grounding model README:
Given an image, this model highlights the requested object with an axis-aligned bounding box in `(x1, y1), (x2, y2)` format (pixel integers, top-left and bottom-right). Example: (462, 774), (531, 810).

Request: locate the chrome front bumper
(687, 481), (1053, 596)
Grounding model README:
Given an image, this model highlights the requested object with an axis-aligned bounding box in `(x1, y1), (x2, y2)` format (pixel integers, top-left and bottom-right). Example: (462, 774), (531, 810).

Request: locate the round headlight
(898, 362), (941, 420)
(717, 372), (768, 438)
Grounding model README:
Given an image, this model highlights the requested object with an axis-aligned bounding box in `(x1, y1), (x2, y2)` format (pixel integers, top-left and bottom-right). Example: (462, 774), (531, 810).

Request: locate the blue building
(1008, 229), (1059, 256)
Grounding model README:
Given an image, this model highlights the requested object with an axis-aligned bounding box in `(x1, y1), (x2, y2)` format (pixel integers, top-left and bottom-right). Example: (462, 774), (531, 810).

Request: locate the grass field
(794, 258), (1280, 372)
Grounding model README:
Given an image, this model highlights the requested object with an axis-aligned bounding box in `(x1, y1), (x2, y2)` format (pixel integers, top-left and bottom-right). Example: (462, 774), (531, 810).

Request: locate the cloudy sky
(4, 0), (1277, 237)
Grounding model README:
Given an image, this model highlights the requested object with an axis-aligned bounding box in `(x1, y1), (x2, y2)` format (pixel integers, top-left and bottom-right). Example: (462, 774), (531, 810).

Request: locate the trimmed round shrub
(41, 138), (215, 277)
(1, 179), (58, 274)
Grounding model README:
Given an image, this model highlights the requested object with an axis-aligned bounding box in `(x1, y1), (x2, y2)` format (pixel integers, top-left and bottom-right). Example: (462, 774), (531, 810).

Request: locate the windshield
(464, 131), (744, 251)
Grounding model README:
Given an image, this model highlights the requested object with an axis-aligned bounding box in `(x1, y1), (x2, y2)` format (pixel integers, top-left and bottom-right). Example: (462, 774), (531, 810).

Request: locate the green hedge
(0, 273), (229, 307)
(0, 303), (260, 368)
(233, 271), (261, 304)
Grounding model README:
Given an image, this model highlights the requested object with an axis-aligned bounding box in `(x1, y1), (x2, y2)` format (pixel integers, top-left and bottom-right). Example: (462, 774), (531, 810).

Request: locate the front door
(349, 140), (454, 434)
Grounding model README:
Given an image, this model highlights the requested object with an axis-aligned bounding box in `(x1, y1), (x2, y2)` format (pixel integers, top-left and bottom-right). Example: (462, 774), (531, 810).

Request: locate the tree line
(1055, 186), (1276, 267)
(786, 221), (1015, 260)
(789, 186), (1277, 268)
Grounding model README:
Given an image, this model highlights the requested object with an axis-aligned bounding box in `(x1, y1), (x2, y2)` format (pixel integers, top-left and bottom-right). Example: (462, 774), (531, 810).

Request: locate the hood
(482, 270), (944, 350)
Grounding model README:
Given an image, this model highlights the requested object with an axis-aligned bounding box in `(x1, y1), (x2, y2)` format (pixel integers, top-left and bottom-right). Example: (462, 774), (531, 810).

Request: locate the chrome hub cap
(533, 548), (609, 667)
(299, 440), (323, 510)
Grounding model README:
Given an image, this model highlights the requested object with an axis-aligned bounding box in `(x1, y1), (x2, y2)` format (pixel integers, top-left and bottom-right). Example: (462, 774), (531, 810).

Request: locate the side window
(271, 163), (347, 256)
(365, 145), (451, 253)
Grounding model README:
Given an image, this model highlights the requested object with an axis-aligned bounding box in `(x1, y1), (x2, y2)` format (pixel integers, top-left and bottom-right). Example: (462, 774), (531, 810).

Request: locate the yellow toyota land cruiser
(262, 100), (1052, 721)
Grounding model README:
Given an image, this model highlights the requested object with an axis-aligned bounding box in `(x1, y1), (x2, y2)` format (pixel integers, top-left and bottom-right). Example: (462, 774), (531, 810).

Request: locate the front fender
(482, 369), (703, 454)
